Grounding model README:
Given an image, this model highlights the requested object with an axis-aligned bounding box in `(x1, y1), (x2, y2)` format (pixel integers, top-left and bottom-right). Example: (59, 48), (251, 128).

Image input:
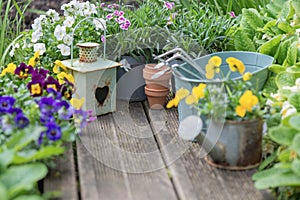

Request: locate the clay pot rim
(144, 64), (170, 72)
(145, 85), (170, 92)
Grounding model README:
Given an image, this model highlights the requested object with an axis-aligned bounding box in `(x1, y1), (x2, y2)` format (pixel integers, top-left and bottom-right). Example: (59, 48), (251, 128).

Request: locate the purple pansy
(38, 96), (58, 114)
(27, 78), (44, 97)
(14, 113), (29, 129)
(44, 76), (61, 92)
(57, 100), (75, 120)
(0, 96), (15, 113)
(32, 68), (49, 79)
(45, 122), (62, 141)
(15, 63), (34, 79)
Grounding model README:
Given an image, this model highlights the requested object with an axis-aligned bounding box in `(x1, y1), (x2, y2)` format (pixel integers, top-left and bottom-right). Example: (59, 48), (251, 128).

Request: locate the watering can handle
(70, 17), (107, 66)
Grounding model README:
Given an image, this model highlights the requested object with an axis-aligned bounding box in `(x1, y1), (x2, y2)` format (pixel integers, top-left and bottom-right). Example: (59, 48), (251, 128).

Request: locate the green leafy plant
(0, 0), (32, 67)
(231, 0), (300, 66)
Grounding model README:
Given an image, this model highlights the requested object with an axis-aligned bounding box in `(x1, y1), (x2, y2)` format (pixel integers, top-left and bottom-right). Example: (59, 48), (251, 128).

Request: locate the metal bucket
(173, 51), (274, 122)
(204, 118), (263, 170)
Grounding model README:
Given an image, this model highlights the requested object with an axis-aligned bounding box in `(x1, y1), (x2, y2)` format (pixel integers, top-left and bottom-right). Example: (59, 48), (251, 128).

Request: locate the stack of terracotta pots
(143, 64), (172, 109)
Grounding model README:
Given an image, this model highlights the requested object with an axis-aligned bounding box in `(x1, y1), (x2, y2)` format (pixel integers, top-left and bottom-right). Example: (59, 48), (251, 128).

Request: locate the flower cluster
(101, 3), (131, 31)
(167, 56), (264, 120)
(0, 53), (93, 145)
(12, 0), (131, 73)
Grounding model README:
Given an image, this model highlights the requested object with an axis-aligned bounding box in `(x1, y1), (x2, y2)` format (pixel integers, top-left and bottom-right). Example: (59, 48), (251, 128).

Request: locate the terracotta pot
(144, 85), (169, 110)
(143, 64), (172, 89)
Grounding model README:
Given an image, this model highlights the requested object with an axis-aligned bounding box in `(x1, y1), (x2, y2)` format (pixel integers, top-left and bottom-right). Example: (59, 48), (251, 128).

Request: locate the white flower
(31, 30), (43, 43)
(54, 25), (67, 41)
(9, 49), (14, 57)
(63, 16), (75, 27)
(90, 4), (97, 14)
(33, 43), (46, 55)
(281, 101), (297, 118)
(46, 9), (60, 21)
(57, 44), (70, 56)
(63, 34), (73, 46)
(93, 18), (106, 30)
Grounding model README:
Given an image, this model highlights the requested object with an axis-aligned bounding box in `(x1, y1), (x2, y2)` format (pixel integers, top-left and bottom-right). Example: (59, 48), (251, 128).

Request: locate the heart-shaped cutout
(95, 86), (109, 105)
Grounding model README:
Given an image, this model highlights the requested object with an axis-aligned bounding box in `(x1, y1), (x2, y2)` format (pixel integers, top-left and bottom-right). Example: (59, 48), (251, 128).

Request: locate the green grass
(0, 0), (32, 67)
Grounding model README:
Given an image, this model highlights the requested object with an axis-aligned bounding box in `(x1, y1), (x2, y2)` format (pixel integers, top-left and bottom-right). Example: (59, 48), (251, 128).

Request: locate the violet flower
(14, 113), (29, 129)
(38, 96), (57, 114)
(0, 96), (15, 113)
(27, 79), (44, 97)
(45, 122), (62, 141)
(44, 76), (61, 92)
(15, 63), (34, 79)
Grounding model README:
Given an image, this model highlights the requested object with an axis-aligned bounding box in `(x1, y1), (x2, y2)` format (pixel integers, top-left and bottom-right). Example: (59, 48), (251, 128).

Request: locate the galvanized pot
(197, 118), (263, 170)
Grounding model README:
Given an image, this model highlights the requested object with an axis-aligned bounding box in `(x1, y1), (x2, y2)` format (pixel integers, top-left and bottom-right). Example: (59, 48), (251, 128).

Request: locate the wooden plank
(76, 101), (178, 200)
(44, 143), (78, 200)
(144, 102), (274, 200)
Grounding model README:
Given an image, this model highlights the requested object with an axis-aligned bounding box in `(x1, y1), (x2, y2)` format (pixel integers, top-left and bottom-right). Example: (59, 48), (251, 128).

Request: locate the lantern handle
(70, 17), (107, 66)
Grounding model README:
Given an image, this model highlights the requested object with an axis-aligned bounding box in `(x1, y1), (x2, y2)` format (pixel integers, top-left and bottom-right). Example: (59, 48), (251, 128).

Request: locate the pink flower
(114, 10), (124, 17)
(106, 13), (113, 20)
(107, 4), (114, 9)
(164, 1), (175, 10)
(100, 3), (105, 8)
(229, 11), (236, 18)
(101, 35), (106, 43)
(115, 16), (126, 24)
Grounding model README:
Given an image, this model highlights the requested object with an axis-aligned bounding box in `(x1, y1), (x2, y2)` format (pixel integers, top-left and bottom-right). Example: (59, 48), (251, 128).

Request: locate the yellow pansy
(47, 84), (58, 91)
(235, 90), (259, 117)
(226, 57), (245, 74)
(185, 83), (206, 105)
(30, 83), (42, 95)
(205, 56), (222, 79)
(53, 60), (68, 74)
(28, 51), (40, 67)
(242, 72), (252, 81)
(70, 97), (85, 110)
(208, 56), (222, 67)
(166, 88), (189, 108)
(0, 63), (16, 76)
(57, 72), (74, 84)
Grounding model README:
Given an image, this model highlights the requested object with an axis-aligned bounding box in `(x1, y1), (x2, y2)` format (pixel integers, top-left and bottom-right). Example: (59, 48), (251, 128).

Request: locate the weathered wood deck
(44, 100), (274, 200)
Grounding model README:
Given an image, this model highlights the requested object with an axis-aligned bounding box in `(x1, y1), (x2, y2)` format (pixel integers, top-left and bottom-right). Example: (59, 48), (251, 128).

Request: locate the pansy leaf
(0, 163), (47, 198)
(12, 146), (64, 164)
(269, 126), (298, 146)
(5, 127), (44, 151)
(292, 159), (300, 177)
(254, 172), (300, 189)
(288, 93), (300, 112)
(291, 135), (300, 155)
(0, 182), (8, 200)
(12, 195), (44, 200)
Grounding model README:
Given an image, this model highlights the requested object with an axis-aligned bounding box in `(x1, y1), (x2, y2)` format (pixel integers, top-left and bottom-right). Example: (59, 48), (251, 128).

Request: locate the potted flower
(167, 55), (267, 170)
